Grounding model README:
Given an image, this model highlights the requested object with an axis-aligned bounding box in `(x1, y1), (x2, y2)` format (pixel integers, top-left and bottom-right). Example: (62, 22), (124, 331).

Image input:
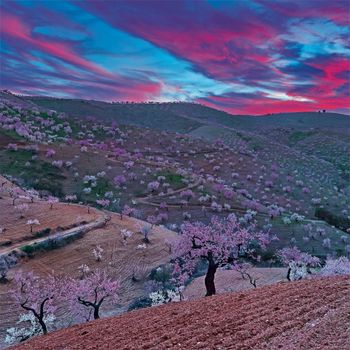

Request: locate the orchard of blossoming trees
(0, 92), (349, 346)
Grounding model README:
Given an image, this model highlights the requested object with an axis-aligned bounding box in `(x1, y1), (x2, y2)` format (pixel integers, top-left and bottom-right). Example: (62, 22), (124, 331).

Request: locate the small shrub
(20, 245), (35, 256)
(128, 296), (152, 311)
(33, 228), (51, 238)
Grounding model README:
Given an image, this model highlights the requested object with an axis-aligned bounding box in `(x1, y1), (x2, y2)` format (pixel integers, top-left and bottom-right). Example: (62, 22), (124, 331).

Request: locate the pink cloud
(1, 13), (111, 78)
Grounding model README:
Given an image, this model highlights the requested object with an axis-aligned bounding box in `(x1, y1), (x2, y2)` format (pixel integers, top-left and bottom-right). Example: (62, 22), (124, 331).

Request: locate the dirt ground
(0, 176), (100, 249)
(13, 275), (350, 350)
(184, 267), (287, 300)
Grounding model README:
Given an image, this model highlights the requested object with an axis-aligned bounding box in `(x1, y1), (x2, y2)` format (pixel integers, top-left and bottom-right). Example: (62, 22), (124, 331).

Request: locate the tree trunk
(38, 317), (48, 335)
(205, 263), (217, 296)
(93, 306), (100, 319)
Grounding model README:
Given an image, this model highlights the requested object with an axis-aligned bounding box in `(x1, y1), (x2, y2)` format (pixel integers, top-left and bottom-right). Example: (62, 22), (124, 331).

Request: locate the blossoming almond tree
(173, 215), (273, 296)
(320, 256), (350, 276)
(68, 269), (119, 321)
(26, 219), (40, 233)
(278, 246), (320, 281)
(11, 271), (63, 335)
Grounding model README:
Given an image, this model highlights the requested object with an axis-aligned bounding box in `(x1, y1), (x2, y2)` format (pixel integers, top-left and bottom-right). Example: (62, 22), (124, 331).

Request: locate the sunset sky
(0, 0), (349, 115)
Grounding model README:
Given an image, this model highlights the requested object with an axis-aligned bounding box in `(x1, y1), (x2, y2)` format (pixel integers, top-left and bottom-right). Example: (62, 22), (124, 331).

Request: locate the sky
(0, 0), (349, 115)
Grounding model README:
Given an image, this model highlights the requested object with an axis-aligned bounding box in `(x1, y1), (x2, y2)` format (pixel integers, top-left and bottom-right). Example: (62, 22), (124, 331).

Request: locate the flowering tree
(140, 224), (152, 243)
(47, 196), (59, 209)
(147, 181), (160, 193)
(5, 312), (56, 345)
(122, 205), (134, 218)
(92, 245), (104, 262)
(45, 149), (56, 158)
(10, 188), (22, 206)
(15, 203), (29, 219)
(180, 189), (195, 201)
(149, 289), (182, 306)
(173, 215), (272, 296)
(278, 246), (320, 281)
(26, 189), (40, 203)
(27, 219), (40, 233)
(65, 194), (77, 203)
(78, 264), (90, 279)
(68, 269), (119, 320)
(319, 256), (350, 276)
(96, 199), (110, 208)
(11, 271), (62, 335)
(120, 229), (133, 245)
(114, 175), (126, 187)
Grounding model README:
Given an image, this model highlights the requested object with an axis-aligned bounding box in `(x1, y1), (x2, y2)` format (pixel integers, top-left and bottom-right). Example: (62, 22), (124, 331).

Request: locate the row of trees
(6, 269), (119, 344)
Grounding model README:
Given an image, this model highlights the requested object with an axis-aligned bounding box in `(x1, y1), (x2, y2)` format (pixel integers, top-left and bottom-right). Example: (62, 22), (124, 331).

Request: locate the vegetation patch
(315, 207), (350, 232)
(289, 131), (315, 143)
(0, 149), (65, 197)
(157, 170), (184, 189)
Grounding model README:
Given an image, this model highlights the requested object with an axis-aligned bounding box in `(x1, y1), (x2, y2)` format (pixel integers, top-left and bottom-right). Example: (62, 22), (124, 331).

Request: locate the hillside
(23, 96), (205, 133)
(0, 176), (177, 345)
(12, 276), (350, 350)
(21, 94), (350, 134)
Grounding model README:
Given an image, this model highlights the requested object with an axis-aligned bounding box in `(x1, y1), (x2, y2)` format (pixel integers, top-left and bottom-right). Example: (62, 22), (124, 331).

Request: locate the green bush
(33, 227), (51, 238)
(315, 207), (350, 231)
(20, 245), (35, 255)
(128, 297), (152, 311)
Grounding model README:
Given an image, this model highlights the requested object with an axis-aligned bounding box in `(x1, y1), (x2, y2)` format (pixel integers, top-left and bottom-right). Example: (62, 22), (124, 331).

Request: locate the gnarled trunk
(38, 317), (48, 335)
(93, 305), (100, 319)
(205, 263), (217, 296)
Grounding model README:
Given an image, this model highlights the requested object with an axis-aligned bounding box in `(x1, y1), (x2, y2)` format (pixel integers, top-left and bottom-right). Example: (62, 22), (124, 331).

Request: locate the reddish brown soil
(13, 276), (350, 350)
(0, 176), (100, 248)
(184, 268), (287, 300)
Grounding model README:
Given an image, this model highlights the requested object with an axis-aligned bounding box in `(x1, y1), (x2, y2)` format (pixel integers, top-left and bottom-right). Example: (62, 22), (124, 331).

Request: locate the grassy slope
(24, 97), (203, 133)
(24, 95), (350, 133)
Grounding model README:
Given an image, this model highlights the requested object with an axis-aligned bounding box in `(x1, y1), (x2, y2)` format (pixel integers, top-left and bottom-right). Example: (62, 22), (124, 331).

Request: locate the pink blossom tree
(9, 188), (22, 206)
(96, 199), (110, 208)
(11, 271), (63, 335)
(147, 181), (160, 193)
(45, 149), (56, 158)
(114, 175), (126, 187)
(15, 203), (29, 219)
(27, 219), (40, 233)
(68, 269), (119, 321)
(320, 256), (350, 276)
(173, 215), (273, 296)
(278, 246), (320, 281)
(122, 205), (134, 219)
(47, 196), (59, 209)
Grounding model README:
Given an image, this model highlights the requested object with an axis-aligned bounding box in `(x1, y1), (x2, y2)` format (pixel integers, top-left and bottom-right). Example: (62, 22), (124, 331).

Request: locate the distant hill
(2, 92), (349, 134)
(23, 96), (208, 133)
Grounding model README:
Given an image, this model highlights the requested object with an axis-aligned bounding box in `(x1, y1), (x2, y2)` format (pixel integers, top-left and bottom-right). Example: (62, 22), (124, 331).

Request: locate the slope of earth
(0, 209), (177, 346)
(23, 94), (350, 133)
(12, 275), (350, 350)
(1, 94), (348, 258)
(0, 176), (100, 249)
(190, 123), (350, 223)
(184, 267), (287, 300)
(23, 96), (204, 133)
